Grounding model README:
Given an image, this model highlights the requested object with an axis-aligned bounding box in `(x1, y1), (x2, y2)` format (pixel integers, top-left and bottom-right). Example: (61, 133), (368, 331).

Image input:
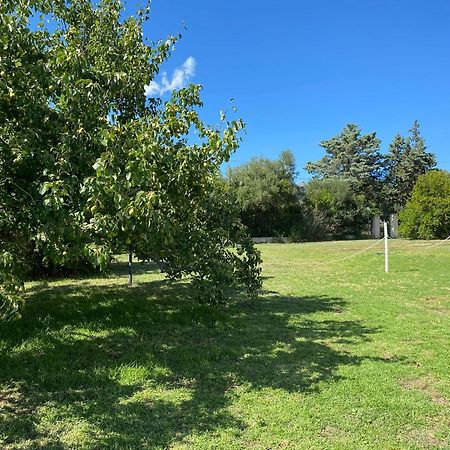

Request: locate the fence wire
(313, 238), (385, 266)
(411, 235), (450, 248)
(308, 235), (449, 268)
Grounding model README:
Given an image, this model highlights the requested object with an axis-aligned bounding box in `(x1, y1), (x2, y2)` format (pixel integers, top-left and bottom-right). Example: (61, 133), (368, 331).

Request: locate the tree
(83, 85), (261, 303)
(399, 170), (450, 239)
(383, 121), (436, 213)
(1, 0), (261, 320)
(305, 124), (383, 208)
(227, 150), (302, 236)
(0, 0), (57, 319)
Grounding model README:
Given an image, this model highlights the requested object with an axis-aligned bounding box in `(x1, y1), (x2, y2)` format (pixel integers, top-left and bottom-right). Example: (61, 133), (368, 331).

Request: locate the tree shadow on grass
(0, 279), (392, 449)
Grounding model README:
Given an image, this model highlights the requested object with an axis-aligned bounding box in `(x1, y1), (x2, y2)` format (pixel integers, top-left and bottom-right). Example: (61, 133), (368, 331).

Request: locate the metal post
(384, 221), (389, 273)
(128, 249), (133, 286)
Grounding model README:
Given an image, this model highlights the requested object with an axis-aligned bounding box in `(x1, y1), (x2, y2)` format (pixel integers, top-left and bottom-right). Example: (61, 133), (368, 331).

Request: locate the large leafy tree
(227, 150), (302, 236)
(0, 0), (261, 320)
(383, 121), (436, 212)
(0, 0), (56, 319)
(305, 124), (383, 208)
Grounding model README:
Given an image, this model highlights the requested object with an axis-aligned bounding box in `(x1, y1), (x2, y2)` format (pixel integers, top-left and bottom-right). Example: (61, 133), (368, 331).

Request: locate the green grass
(1, 240), (449, 449)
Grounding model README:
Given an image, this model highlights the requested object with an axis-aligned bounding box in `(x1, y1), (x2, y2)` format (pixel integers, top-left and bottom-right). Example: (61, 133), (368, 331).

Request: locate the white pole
(384, 221), (389, 273)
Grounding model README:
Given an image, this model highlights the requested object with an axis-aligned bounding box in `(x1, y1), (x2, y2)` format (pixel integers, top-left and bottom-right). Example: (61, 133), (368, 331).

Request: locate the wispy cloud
(145, 56), (196, 97)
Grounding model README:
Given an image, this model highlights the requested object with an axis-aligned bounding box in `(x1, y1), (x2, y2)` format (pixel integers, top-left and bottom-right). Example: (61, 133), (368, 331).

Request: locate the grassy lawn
(1, 240), (449, 449)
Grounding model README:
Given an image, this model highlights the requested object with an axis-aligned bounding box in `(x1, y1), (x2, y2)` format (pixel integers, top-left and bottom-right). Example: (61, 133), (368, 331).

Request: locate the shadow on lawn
(0, 278), (390, 448)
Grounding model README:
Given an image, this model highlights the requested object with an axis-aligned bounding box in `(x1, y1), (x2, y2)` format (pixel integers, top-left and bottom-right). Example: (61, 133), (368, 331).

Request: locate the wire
(313, 238), (384, 266)
(412, 235), (450, 249)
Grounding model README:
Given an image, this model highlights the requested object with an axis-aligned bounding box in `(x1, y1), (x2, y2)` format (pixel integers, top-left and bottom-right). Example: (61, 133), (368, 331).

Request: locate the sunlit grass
(1, 240), (449, 449)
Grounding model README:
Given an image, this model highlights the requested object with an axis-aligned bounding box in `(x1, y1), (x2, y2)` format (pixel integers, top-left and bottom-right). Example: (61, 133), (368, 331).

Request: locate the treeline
(227, 122), (448, 240)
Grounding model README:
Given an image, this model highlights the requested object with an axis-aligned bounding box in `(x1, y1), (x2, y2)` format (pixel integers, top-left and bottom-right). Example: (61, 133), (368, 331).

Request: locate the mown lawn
(1, 240), (449, 449)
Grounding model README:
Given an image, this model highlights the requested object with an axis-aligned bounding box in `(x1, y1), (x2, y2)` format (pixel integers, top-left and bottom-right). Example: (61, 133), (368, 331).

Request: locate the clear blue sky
(132, 0), (450, 179)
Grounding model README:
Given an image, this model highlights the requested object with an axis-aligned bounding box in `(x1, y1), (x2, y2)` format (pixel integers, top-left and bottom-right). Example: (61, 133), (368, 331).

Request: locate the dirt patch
(399, 375), (449, 405)
(424, 296), (449, 303)
(320, 425), (351, 441)
(382, 352), (397, 361)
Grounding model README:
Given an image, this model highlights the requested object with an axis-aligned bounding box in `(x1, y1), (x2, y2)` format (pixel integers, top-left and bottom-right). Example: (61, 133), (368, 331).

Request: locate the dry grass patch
(404, 427), (448, 449)
(422, 296), (450, 315)
(399, 375), (449, 406)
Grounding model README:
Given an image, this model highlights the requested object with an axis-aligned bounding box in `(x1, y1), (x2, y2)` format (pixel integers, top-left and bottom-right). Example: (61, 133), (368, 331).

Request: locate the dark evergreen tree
(384, 121), (436, 212)
(305, 124), (383, 208)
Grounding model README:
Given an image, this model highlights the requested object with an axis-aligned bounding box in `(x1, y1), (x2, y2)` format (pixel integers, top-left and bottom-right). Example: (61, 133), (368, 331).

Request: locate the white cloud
(145, 56), (196, 97)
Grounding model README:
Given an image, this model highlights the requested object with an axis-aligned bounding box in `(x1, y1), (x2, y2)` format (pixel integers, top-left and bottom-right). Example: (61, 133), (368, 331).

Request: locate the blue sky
(133, 0), (450, 179)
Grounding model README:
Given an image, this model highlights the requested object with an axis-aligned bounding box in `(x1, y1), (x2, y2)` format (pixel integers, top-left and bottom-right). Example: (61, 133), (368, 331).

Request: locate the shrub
(399, 170), (450, 239)
(294, 178), (372, 241)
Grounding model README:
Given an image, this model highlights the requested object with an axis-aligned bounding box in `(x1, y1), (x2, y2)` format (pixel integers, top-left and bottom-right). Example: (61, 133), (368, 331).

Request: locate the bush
(293, 178), (372, 241)
(399, 170), (450, 239)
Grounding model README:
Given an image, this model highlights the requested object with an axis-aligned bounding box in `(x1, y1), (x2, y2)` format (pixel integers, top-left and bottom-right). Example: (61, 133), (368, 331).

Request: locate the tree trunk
(128, 249), (133, 286)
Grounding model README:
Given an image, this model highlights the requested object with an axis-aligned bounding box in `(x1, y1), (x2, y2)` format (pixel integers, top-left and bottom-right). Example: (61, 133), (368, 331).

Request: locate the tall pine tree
(305, 124), (383, 208)
(384, 121), (436, 212)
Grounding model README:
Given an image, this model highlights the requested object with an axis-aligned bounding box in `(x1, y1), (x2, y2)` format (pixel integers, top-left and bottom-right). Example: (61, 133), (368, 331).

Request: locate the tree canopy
(305, 124), (382, 208)
(305, 122), (437, 216)
(228, 120), (438, 241)
(383, 121), (436, 213)
(0, 0), (261, 320)
(227, 151), (302, 236)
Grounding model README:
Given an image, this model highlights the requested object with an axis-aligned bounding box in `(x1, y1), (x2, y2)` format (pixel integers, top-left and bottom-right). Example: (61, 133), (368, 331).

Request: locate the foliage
(227, 150), (302, 236)
(399, 170), (450, 239)
(84, 113), (262, 302)
(305, 124), (383, 207)
(0, 0), (261, 319)
(295, 178), (371, 240)
(383, 121), (436, 213)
